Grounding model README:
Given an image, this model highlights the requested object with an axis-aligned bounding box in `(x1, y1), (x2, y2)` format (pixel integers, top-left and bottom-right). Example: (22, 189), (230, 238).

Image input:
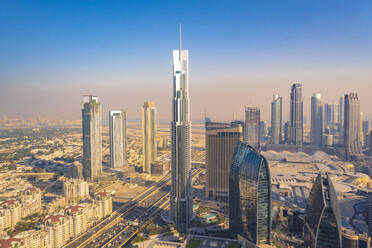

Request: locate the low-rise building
(43, 214), (71, 248)
(0, 199), (22, 230)
(20, 186), (42, 218)
(65, 204), (90, 237)
(94, 191), (112, 219)
(14, 230), (49, 248)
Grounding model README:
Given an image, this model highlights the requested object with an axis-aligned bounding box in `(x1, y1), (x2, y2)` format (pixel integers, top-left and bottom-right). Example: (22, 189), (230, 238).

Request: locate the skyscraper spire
(179, 24), (182, 60)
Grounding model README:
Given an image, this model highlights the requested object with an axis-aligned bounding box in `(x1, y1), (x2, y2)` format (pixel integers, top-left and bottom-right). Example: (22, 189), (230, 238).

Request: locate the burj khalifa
(170, 25), (192, 233)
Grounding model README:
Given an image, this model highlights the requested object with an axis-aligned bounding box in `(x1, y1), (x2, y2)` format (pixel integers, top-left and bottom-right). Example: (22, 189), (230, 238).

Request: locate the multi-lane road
(99, 168), (202, 248)
(63, 172), (172, 248)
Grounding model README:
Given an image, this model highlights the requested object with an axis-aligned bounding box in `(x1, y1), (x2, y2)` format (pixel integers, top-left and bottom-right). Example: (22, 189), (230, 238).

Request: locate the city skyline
(1, 1), (372, 247)
(1, 1), (372, 122)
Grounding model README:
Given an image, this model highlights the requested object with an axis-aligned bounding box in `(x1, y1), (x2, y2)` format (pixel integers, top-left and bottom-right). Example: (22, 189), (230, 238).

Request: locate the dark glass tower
(303, 172), (342, 248)
(229, 141), (271, 245)
(290, 83), (303, 145)
(82, 95), (102, 181)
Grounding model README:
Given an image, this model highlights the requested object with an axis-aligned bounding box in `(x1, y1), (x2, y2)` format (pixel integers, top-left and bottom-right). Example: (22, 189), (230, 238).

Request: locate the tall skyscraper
(271, 94), (282, 145)
(170, 25), (192, 233)
(205, 119), (242, 201)
(289, 83), (303, 145)
(311, 93), (323, 146)
(324, 103), (338, 126)
(363, 120), (369, 145)
(303, 172), (342, 247)
(339, 96), (344, 125)
(82, 95), (102, 181)
(109, 110), (127, 169)
(142, 101), (157, 173)
(244, 107), (260, 148)
(284, 121), (290, 144)
(344, 93), (363, 160)
(339, 96), (344, 144)
(229, 141), (271, 245)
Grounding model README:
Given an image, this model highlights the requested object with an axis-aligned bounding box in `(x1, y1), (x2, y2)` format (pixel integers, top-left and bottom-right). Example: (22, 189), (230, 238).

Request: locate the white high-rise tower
(170, 25), (192, 233)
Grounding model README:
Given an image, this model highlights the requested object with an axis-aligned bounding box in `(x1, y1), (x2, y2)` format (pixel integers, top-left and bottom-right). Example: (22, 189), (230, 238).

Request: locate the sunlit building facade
(142, 101), (157, 173)
(344, 93), (363, 160)
(109, 110), (127, 169)
(205, 118), (242, 201)
(229, 141), (271, 245)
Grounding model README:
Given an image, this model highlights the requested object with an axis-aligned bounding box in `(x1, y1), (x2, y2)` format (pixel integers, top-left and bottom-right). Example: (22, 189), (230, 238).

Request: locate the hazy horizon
(1, 1), (371, 123)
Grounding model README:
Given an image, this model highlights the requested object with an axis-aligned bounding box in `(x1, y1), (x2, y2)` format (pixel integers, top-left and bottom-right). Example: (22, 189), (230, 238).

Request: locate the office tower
(339, 97), (344, 125)
(82, 95), (102, 181)
(109, 110), (127, 169)
(170, 25), (192, 233)
(289, 83), (303, 145)
(205, 119), (242, 201)
(363, 121), (369, 148)
(142, 101), (157, 173)
(229, 141), (271, 245)
(259, 120), (268, 143)
(244, 107), (260, 148)
(344, 93), (363, 160)
(271, 94), (282, 145)
(339, 96), (344, 144)
(284, 121), (290, 144)
(303, 172), (342, 247)
(311, 93), (323, 146)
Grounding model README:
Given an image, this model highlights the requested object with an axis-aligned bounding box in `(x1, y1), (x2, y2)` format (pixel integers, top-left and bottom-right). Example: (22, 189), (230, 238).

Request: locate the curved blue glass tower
(229, 141), (271, 245)
(304, 172), (342, 248)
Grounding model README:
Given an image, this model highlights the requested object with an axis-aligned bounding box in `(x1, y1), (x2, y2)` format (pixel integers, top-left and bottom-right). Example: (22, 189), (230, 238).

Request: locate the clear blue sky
(1, 0), (371, 121)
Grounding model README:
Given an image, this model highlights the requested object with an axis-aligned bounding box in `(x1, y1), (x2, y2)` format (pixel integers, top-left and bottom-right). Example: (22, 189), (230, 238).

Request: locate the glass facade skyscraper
(170, 26), (192, 233)
(311, 93), (323, 146)
(271, 94), (282, 145)
(290, 83), (303, 145)
(303, 172), (342, 248)
(82, 95), (102, 181)
(229, 141), (271, 245)
(244, 107), (260, 148)
(109, 110), (127, 169)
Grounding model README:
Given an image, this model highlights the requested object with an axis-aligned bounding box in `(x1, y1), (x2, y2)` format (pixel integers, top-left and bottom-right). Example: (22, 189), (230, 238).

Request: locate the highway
(63, 172), (172, 248)
(99, 168), (203, 248)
